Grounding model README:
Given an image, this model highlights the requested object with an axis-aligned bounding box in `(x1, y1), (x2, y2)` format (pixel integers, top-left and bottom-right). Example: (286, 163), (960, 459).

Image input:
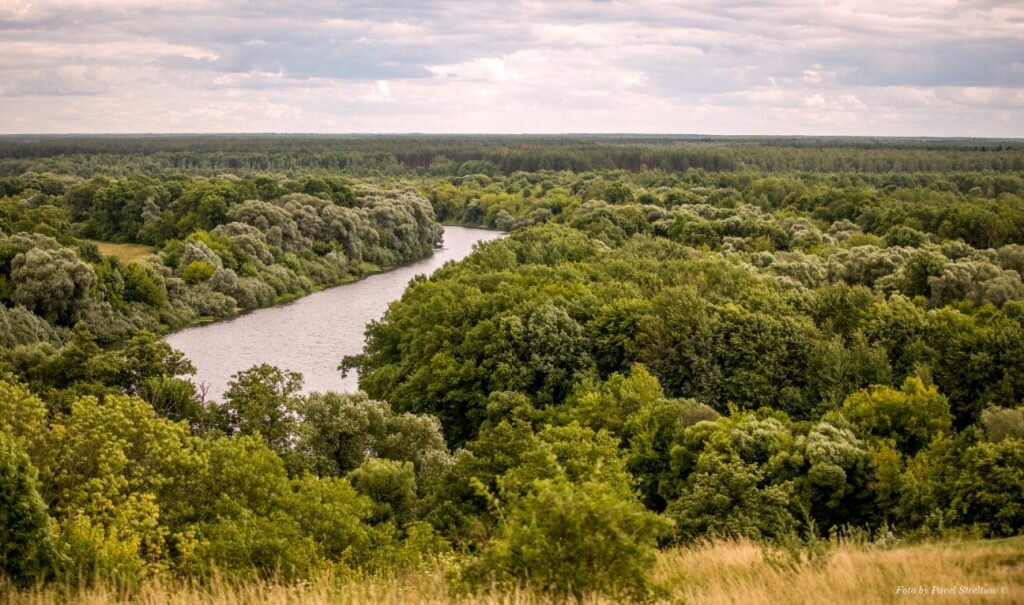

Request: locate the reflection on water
(166, 226), (506, 400)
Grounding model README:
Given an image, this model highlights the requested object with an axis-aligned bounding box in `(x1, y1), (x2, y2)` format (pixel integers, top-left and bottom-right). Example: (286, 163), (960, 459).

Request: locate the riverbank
(163, 227), (505, 335)
(164, 260), (386, 332)
(165, 226), (507, 398)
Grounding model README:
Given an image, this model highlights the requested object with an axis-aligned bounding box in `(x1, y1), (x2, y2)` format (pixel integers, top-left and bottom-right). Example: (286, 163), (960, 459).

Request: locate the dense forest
(2, 136), (1023, 601)
(2, 134), (1022, 177)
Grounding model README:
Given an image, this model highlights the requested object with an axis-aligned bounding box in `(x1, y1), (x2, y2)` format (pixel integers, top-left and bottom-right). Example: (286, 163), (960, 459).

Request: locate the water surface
(166, 226), (505, 400)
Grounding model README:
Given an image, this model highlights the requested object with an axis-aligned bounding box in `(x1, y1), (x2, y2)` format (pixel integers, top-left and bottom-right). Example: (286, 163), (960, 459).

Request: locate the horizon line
(1, 132), (1023, 141)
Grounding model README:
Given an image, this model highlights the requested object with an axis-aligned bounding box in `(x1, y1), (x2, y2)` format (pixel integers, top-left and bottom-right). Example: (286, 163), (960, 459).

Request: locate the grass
(6, 538), (1022, 605)
(88, 240), (157, 263)
(657, 537), (1023, 605)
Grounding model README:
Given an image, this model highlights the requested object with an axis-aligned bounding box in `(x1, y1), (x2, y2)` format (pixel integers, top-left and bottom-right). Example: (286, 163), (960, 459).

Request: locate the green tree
(979, 406), (1024, 443)
(121, 262), (167, 307)
(212, 364), (304, 458)
(667, 454), (796, 543)
(348, 458), (418, 526)
(115, 330), (196, 396)
(0, 431), (58, 585)
(950, 439), (1024, 537)
(10, 244), (96, 326)
(181, 260), (215, 284)
(840, 377), (952, 455)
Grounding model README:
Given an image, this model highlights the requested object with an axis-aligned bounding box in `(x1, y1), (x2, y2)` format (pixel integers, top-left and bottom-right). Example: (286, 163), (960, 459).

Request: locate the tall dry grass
(4, 538), (1022, 605)
(656, 538), (1023, 605)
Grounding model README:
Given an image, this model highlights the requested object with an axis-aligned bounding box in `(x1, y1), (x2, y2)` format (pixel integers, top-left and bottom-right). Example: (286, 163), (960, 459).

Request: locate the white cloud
(0, 0), (1021, 134)
(428, 57), (519, 82)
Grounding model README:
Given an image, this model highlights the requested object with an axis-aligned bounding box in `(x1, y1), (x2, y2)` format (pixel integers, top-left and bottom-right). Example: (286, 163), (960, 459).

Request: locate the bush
(979, 406), (1024, 443)
(180, 261), (215, 284)
(121, 263), (167, 307)
(459, 476), (672, 601)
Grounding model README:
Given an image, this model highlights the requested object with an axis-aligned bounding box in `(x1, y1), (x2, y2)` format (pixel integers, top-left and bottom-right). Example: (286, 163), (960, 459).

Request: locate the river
(165, 226), (506, 400)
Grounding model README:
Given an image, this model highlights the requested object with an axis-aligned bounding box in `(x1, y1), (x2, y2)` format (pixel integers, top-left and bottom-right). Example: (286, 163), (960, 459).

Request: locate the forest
(1, 136), (1023, 603)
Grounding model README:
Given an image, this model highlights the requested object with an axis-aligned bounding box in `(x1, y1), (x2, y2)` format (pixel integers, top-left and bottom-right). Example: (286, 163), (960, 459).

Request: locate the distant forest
(2, 134), (1022, 176)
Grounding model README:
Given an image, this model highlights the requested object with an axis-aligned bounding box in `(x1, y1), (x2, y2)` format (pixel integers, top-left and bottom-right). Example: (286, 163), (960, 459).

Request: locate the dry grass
(5, 538), (1022, 605)
(656, 537), (1023, 605)
(88, 241), (157, 263)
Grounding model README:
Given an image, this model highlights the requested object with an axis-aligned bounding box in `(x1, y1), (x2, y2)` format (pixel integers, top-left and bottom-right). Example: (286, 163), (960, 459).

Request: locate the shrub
(979, 406), (1024, 443)
(180, 261), (215, 284)
(460, 476), (672, 601)
(121, 263), (167, 307)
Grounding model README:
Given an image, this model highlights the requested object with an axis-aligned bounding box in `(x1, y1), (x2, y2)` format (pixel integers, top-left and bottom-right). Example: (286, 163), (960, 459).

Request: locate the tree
(348, 458), (418, 526)
(10, 244), (96, 326)
(212, 364), (304, 458)
(667, 453), (797, 543)
(795, 419), (873, 528)
(121, 262), (167, 307)
(951, 439), (1024, 537)
(840, 377), (952, 455)
(567, 363), (665, 436)
(979, 406), (1024, 443)
(181, 261), (216, 284)
(44, 393), (203, 582)
(138, 376), (205, 429)
(294, 391), (449, 478)
(0, 431), (58, 585)
(295, 391), (388, 476)
(624, 395), (715, 510)
(183, 435), (379, 578)
(114, 330), (195, 396)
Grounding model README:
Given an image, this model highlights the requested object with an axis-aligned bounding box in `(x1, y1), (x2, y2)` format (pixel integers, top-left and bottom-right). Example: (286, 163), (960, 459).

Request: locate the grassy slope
(8, 538), (1022, 605)
(87, 240), (157, 263)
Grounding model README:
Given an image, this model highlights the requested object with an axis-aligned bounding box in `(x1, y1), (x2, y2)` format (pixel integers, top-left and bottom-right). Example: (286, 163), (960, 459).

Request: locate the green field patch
(88, 240), (157, 263)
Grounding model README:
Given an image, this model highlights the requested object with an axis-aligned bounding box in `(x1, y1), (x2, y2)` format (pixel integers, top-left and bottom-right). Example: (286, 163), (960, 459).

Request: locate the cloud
(0, 0), (1021, 134)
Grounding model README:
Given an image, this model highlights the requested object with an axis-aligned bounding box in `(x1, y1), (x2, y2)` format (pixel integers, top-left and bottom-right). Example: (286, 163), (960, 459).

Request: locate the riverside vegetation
(1, 135), (1023, 603)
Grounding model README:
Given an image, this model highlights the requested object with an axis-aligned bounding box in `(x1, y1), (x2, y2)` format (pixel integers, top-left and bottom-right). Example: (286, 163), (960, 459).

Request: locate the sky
(0, 0), (1022, 136)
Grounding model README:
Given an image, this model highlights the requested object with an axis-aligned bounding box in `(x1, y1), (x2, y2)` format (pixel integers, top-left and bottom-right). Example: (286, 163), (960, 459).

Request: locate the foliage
(839, 377), (953, 455)
(950, 439), (1024, 536)
(460, 475), (671, 601)
(3, 137), (1024, 594)
(980, 406), (1024, 443)
(0, 431), (59, 585)
(211, 364), (304, 457)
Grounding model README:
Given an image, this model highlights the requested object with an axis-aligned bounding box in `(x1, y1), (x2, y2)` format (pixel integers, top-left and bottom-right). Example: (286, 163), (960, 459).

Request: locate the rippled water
(166, 226), (506, 400)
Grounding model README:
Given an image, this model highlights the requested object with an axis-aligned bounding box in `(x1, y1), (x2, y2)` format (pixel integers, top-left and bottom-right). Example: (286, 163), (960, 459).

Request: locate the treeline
(1, 135), (1022, 177)
(432, 170), (1024, 249)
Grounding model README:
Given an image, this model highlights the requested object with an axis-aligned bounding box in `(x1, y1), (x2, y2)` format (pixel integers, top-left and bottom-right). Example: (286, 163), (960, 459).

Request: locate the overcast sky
(1, 0), (1022, 135)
